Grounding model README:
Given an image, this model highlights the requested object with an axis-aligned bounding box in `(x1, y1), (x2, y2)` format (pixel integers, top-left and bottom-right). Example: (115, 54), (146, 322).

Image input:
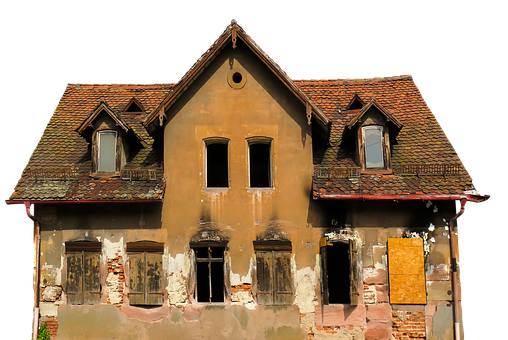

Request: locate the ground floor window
(65, 241), (101, 305)
(192, 243), (226, 303)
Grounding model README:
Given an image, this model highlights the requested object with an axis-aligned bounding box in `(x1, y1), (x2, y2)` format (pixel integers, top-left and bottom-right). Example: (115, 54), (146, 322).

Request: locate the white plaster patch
(103, 237), (124, 259)
(230, 258), (253, 286)
(42, 286), (61, 301)
(363, 285), (377, 304)
(293, 265), (317, 314)
(165, 253), (188, 306)
(40, 265), (61, 286)
(231, 290), (255, 309)
(39, 302), (58, 317)
(106, 272), (122, 304)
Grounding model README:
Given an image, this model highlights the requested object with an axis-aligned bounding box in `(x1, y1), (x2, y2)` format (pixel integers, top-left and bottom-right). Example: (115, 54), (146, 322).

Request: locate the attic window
(347, 95), (364, 110)
(228, 68), (246, 89)
(362, 126), (385, 169)
(124, 98), (145, 113)
(97, 130), (118, 172)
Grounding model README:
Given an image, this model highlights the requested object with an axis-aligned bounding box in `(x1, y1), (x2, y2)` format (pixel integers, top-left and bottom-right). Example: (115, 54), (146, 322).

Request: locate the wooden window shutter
(129, 251), (163, 306)
(256, 251), (273, 305)
(274, 251), (292, 305)
(129, 253), (146, 305)
(256, 250), (292, 305)
(349, 239), (359, 306)
(83, 252), (101, 304)
(146, 253), (163, 305)
(319, 237), (329, 305)
(66, 253), (83, 305)
(388, 238), (426, 304)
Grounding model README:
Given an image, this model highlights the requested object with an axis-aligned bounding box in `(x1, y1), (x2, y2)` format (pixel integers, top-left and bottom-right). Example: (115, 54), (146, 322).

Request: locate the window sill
(247, 187), (274, 194)
(203, 187), (230, 195)
(90, 172), (121, 179)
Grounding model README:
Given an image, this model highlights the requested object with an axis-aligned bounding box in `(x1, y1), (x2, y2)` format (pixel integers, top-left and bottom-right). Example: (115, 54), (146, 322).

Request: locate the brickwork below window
(107, 253), (124, 308)
(392, 311), (426, 339)
(40, 316), (58, 340)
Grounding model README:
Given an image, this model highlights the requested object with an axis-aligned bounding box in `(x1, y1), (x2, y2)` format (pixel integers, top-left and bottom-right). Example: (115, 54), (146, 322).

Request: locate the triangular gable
(346, 94), (364, 110)
(144, 20), (330, 133)
(76, 100), (130, 134)
(346, 98), (403, 130)
(123, 97), (145, 113)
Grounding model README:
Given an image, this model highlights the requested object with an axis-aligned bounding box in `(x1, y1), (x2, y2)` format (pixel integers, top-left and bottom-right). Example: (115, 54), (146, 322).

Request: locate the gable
(144, 20), (329, 138)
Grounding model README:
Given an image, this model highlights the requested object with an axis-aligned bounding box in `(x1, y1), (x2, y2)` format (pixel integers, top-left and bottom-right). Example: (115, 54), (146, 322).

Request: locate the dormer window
(345, 98), (403, 172)
(97, 130), (118, 172)
(362, 125), (385, 169)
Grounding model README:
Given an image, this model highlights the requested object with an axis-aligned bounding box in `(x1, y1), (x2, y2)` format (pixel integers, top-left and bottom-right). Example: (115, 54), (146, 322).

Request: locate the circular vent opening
(227, 68), (247, 89)
(232, 72), (243, 84)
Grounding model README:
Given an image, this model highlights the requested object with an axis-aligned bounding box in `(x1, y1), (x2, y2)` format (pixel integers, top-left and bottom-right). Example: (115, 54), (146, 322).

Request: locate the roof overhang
(143, 20), (330, 135)
(6, 199), (163, 205)
(314, 193), (490, 203)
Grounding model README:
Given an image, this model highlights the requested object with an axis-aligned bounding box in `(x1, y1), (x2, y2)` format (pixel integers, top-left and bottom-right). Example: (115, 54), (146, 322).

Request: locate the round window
(227, 68), (247, 89)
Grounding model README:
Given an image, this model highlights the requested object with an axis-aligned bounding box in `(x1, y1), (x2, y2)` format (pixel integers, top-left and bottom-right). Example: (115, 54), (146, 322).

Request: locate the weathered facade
(8, 21), (488, 340)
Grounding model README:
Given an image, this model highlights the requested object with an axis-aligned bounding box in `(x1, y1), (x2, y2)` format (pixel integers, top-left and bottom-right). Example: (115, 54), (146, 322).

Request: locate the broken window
(192, 243), (226, 303)
(254, 241), (292, 305)
(97, 130), (118, 172)
(387, 238), (426, 304)
(206, 141), (229, 187)
(65, 241), (101, 305)
(320, 238), (359, 305)
(127, 241), (164, 306)
(249, 140), (272, 188)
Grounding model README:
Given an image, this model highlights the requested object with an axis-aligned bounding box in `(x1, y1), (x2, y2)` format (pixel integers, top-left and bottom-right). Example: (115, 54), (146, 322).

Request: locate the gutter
(6, 199), (162, 205)
(25, 202), (40, 340)
(315, 193), (489, 202)
(449, 198), (467, 340)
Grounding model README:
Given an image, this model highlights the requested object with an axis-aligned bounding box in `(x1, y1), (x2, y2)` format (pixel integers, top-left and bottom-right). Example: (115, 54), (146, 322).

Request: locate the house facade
(8, 21), (488, 340)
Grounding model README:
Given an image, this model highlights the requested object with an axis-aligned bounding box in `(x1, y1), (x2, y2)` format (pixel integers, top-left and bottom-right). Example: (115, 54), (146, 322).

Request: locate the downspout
(25, 202), (41, 340)
(449, 197), (467, 340)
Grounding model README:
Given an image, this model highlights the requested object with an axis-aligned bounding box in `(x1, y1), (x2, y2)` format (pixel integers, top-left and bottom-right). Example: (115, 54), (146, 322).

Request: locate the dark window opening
(125, 101), (143, 112)
(249, 143), (271, 187)
(232, 72), (243, 84)
(347, 94), (364, 110)
(194, 246), (225, 303)
(325, 242), (350, 303)
(207, 143), (228, 187)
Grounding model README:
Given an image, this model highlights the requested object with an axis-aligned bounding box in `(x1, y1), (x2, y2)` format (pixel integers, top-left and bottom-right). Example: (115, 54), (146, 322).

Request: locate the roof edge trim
(315, 194), (489, 203)
(347, 97), (403, 129)
(6, 199), (163, 205)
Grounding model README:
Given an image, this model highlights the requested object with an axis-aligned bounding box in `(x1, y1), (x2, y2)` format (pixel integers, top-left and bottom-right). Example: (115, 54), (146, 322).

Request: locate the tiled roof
(294, 76), (474, 196)
(8, 76), (473, 202)
(9, 84), (173, 202)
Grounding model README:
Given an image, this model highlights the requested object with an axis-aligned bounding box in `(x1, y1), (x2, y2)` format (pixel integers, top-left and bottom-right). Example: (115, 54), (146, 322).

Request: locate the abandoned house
(7, 21), (488, 340)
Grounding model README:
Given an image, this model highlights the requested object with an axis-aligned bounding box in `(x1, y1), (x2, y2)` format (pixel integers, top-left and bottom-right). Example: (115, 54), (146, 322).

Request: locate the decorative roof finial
(231, 19), (237, 25)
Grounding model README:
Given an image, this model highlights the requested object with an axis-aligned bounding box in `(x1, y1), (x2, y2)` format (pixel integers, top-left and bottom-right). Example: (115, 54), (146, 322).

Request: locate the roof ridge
(67, 83), (175, 88)
(294, 75), (413, 82)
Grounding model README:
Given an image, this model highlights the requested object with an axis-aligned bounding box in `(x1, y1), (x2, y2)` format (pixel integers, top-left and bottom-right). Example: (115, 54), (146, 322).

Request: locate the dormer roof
(346, 97), (403, 130)
(76, 100), (130, 134)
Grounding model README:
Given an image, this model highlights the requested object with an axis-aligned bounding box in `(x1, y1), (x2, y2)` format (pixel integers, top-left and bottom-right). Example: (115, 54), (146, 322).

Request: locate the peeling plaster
(293, 265), (317, 314)
(165, 253), (189, 306)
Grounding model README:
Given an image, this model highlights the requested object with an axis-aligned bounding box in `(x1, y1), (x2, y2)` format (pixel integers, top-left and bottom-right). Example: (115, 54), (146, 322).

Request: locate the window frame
(190, 242), (227, 304)
(247, 138), (273, 188)
(97, 130), (118, 172)
(254, 240), (292, 306)
(204, 138), (229, 188)
(127, 241), (164, 307)
(358, 124), (391, 172)
(92, 129), (123, 175)
(320, 238), (359, 305)
(65, 241), (102, 305)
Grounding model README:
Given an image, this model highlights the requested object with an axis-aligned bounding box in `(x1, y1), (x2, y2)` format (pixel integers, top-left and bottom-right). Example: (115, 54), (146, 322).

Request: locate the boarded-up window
(127, 242), (164, 306)
(320, 238), (359, 305)
(254, 241), (292, 305)
(388, 238), (426, 304)
(66, 241), (101, 305)
(192, 243), (226, 303)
